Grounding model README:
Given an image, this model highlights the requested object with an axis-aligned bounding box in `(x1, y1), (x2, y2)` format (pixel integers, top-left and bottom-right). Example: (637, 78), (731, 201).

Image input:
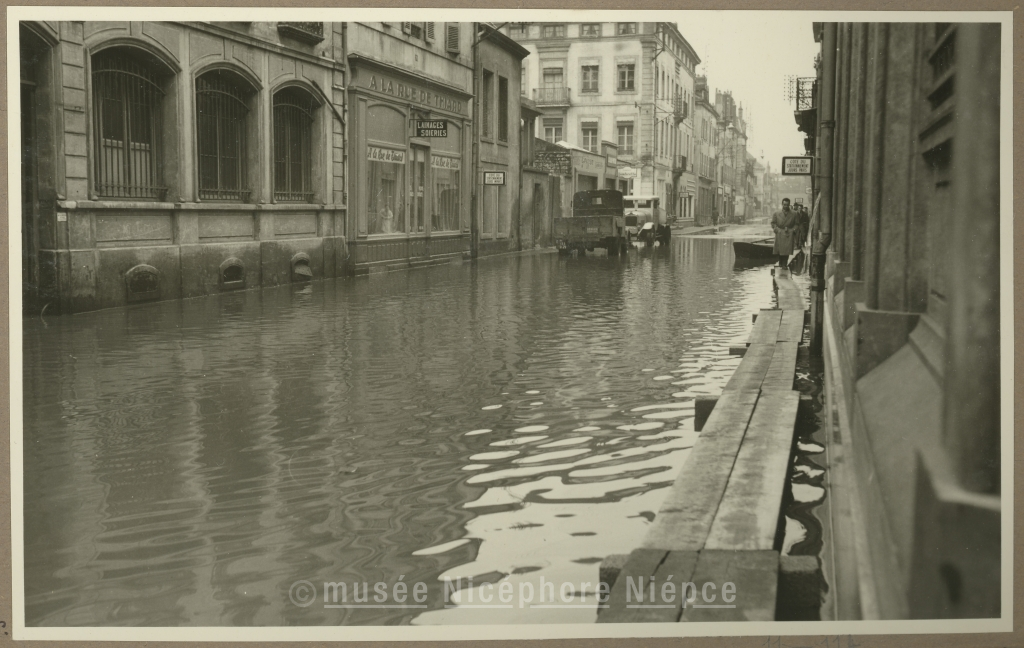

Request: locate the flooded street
(24, 231), (798, 627)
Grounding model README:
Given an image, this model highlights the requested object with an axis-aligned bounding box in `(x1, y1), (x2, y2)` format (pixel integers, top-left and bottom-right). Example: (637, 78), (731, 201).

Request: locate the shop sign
(432, 155), (461, 171)
(782, 156), (813, 175)
(483, 172), (506, 185)
(367, 146), (406, 164)
(572, 151), (604, 173)
(361, 72), (466, 115)
(618, 166), (638, 179)
(417, 120), (448, 137)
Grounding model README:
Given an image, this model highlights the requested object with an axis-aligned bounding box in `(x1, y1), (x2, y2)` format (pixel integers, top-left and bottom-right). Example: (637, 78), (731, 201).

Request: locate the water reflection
(24, 236), (775, 626)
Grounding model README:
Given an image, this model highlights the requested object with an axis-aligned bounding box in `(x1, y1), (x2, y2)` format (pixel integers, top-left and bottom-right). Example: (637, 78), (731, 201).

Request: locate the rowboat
(732, 238), (776, 262)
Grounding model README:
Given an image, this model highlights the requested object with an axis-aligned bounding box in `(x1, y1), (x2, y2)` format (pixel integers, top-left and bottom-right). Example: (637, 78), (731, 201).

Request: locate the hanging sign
(416, 120), (448, 137)
(484, 172), (506, 185)
(367, 146), (406, 164)
(782, 156), (813, 175)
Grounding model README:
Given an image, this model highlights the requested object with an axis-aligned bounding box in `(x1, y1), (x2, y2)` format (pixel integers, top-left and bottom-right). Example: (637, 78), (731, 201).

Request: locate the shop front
(347, 58), (473, 272)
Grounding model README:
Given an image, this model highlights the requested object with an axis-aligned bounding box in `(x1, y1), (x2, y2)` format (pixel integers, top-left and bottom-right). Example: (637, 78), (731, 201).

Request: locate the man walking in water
(771, 198), (799, 267)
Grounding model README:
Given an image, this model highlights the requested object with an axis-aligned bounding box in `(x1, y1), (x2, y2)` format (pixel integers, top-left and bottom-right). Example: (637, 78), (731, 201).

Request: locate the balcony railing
(277, 22), (325, 44)
(673, 94), (689, 123)
(672, 155), (688, 176)
(533, 86), (571, 106)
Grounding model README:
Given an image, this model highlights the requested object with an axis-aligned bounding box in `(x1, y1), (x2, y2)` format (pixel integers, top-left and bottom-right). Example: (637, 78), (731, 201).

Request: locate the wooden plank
(722, 344), (773, 393)
(747, 310), (782, 345)
(641, 390), (759, 551)
(761, 341), (799, 392)
(600, 550), (701, 622)
(598, 548), (668, 623)
(680, 550), (780, 622)
(704, 390), (800, 551)
(777, 309), (806, 343)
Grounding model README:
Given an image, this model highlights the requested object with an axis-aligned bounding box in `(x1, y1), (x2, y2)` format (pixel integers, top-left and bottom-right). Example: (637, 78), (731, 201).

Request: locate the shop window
(482, 70), (493, 139)
(617, 122), (634, 154)
(581, 65), (599, 93)
(543, 118), (562, 143)
(498, 76), (509, 142)
(91, 47), (171, 199)
(580, 23), (601, 38)
(196, 69), (256, 201)
(366, 105), (407, 235)
(432, 156), (461, 232)
(617, 63), (635, 91)
(432, 124), (462, 232)
(581, 121), (598, 153)
(617, 23), (637, 35)
(273, 86), (318, 202)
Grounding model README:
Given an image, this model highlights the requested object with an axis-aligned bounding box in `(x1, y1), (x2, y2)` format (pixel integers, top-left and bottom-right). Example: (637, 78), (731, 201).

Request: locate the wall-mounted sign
(618, 166), (638, 179)
(367, 146), (406, 164)
(431, 155), (461, 171)
(358, 72), (467, 115)
(483, 172), (506, 185)
(782, 156), (813, 175)
(416, 120), (448, 137)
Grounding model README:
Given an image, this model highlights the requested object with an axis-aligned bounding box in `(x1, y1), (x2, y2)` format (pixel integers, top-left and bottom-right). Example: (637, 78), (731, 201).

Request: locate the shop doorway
(409, 146), (427, 233)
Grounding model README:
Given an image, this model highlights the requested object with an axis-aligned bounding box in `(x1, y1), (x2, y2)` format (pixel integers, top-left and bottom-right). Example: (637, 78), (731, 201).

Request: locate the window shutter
(446, 23), (460, 54)
(401, 22), (412, 34)
(425, 22), (435, 41)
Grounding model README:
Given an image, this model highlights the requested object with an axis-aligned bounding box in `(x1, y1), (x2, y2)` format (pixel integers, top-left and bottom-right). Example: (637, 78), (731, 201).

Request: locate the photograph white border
(6, 5), (1014, 642)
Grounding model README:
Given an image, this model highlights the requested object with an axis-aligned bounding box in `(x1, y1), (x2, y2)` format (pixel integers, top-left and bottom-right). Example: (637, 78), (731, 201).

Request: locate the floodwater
(23, 231), (809, 627)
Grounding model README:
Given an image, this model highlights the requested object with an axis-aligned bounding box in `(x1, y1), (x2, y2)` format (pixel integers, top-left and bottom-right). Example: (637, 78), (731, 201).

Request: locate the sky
(672, 12), (820, 171)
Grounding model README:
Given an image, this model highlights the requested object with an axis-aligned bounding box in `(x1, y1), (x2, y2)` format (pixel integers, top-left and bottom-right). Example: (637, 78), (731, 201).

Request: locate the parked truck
(554, 190), (629, 256)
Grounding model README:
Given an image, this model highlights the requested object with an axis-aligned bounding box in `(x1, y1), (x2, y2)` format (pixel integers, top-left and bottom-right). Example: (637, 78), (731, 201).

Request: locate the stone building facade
(20, 21), (347, 314)
(811, 22), (1001, 619)
(505, 21), (699, 222)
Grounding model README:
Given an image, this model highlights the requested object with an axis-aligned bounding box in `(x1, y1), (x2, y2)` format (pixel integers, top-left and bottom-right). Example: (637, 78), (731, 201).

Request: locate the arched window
(91, 47), (170, 199)
(273, 86), (317, 202)
(196, 69), (255, 201)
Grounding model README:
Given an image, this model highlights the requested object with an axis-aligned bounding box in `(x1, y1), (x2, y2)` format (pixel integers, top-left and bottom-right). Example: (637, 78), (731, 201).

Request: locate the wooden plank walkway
(598, 266), (806, 624)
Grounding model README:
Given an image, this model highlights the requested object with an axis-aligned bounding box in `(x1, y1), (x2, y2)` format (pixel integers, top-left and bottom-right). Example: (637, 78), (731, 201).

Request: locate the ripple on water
(23, 237), (777, 626)
(514, 425), (549, 433)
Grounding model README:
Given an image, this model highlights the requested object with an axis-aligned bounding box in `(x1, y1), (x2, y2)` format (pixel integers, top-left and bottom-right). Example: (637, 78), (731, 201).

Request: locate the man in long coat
(771, 198), (799, 267)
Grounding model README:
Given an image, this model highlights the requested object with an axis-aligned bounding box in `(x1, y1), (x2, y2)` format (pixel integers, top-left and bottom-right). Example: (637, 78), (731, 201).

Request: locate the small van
(622, 195), (670, 246)
(622, 195), (662, 235)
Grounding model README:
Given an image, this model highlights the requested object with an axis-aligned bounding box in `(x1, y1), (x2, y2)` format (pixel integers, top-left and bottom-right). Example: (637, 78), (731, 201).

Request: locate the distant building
(693, 76), (719, 226)
(715, 90), (748, 223)
(505, 21), (700, 222)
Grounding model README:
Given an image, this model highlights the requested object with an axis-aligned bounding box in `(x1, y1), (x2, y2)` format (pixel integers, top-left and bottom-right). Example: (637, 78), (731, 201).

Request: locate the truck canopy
(572, 189), (624, 217)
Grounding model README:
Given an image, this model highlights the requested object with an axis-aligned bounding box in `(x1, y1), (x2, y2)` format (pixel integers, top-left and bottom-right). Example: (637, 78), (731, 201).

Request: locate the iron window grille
(91, 48), (168, 200)
(196, 70), (253, 202)
(273, 87), (317, 202)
